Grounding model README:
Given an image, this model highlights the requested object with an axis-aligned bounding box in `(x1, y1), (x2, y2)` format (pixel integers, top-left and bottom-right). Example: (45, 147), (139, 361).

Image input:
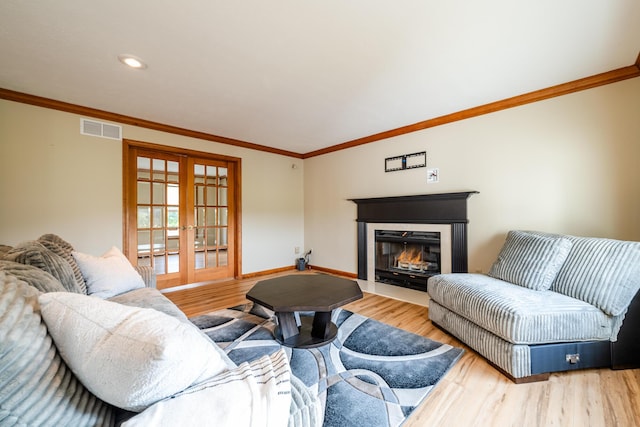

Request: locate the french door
(123, 141), (240, 289)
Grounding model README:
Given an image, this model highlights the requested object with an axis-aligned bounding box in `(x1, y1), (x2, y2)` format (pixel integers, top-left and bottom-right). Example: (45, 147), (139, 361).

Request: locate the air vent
(80, 119), (122, 140)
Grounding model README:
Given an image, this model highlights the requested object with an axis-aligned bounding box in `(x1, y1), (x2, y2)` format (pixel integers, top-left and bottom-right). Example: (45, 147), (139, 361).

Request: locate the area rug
(190, 303), (463, 427)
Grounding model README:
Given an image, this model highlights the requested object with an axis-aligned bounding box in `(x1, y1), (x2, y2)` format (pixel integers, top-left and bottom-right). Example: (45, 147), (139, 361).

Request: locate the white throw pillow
(73, 246), (145, 298)
(38, 292), (229, 412)
(123, 349), (292, 427)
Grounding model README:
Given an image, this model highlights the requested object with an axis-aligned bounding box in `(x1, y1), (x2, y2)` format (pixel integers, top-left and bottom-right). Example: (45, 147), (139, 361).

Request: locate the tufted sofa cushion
(109, 287), (190, 322)
(0, 272), (115, 426)
(428, 273), (621, 344)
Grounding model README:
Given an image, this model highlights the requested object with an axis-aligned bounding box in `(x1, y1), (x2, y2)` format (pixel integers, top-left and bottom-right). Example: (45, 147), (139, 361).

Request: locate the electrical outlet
(427, 168), (439, 183)
(295, 247), (300, 254)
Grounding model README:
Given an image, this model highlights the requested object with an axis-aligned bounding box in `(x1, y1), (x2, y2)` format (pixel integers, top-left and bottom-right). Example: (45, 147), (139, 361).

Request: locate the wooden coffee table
(246, 274), (363, 348)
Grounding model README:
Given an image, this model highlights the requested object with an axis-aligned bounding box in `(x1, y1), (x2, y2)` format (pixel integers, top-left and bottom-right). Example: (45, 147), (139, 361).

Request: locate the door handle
(181, 225), (194, 231)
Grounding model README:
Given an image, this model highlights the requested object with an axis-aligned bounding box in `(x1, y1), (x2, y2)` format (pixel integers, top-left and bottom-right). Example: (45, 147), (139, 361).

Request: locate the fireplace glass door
(374, 230), (441, 291)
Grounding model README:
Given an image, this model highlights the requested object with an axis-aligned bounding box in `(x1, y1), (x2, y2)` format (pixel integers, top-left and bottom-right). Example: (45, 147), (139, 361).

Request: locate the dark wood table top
(246, 274), (363, 312)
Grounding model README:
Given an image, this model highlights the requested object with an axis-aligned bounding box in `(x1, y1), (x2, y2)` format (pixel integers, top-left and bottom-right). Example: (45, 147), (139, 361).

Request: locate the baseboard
(241, 265), (355, 280)
(240, 266), (297, 279)
(307, 265), (357, 278)
(162, 265), (355, 293)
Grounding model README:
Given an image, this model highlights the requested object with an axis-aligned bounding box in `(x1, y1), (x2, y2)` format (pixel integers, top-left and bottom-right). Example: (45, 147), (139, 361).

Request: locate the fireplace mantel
(350, 191), (478, 224)
(350, 191), (478, 282)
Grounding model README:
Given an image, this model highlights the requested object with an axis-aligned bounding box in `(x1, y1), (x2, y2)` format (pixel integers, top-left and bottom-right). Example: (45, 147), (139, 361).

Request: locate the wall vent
(80, 118), (122, 140)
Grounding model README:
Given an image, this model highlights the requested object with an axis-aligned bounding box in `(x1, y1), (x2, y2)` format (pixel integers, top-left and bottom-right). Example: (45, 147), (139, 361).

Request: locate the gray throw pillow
(38, 233), (75, 253)
(551, 235), (640, 316)
(0, 260), (67, 293)
(0, 244), (12, 257)
(38, 235), (87, 294)
(489, 230), (572, 291)
(0, 272), (115, 426)
(4, 241), (82, 293)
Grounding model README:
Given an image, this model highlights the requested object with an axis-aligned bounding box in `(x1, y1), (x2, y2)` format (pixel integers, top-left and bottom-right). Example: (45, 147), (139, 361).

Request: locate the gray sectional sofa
(0, 234), (320, 426)
(427, 230), (640, 382)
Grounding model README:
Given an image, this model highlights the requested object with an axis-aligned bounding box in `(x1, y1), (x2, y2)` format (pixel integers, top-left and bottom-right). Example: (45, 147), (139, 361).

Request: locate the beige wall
(0, 100), (304, 274)
(2, 77), (639, 278)
(303, 77), (640, 274)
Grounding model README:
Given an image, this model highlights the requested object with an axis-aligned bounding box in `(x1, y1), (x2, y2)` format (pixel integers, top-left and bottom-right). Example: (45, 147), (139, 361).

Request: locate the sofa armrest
(134, 266), (156, 288)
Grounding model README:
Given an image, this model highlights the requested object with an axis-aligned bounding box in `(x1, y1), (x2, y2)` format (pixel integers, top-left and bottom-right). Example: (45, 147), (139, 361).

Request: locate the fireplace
(351, 192), (478, 292)
(375, 230), (441, 291)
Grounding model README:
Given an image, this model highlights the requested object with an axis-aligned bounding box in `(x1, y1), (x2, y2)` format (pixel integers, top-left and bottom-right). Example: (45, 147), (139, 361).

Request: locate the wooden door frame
(122, 139), (242, 282)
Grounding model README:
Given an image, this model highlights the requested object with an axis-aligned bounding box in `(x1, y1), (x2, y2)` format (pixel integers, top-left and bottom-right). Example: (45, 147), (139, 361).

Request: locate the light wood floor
(164, 271), (640, 427)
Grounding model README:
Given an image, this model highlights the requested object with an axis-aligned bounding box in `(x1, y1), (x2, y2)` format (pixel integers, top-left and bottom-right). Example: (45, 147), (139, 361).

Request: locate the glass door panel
(188, 160), (233, 282)
(132, 152), (184, 288)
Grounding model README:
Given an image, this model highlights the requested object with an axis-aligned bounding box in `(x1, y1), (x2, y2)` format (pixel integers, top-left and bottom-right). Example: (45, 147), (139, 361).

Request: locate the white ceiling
(1, 0), (639, 155)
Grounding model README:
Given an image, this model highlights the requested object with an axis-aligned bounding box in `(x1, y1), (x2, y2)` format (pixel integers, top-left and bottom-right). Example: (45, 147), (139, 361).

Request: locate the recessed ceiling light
(118, 54), (147, 69)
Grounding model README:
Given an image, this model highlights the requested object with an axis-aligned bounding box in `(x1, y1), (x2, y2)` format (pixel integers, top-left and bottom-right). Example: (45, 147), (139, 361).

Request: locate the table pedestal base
(275, 314), (338, 348)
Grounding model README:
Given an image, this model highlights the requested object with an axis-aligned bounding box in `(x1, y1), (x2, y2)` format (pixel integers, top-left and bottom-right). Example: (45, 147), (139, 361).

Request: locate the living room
(2, 72), (639, 288)
(1, 2), (640, 426)
(1, 2), (639, 281)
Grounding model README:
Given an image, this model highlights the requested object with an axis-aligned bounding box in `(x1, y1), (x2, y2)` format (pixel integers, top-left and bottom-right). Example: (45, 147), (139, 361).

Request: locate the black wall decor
(384, 151), (426, 172)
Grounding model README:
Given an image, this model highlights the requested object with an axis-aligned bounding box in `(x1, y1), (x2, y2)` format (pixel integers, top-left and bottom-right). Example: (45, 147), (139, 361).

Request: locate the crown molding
(302, 59), (640, 158)
(2, 51), (639, 160)
(0, 88), (303, 159)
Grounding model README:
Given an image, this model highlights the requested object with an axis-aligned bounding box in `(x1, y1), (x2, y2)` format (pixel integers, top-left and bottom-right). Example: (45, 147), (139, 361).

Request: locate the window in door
(135, 156), (181, 276)
(188, 158), (236, 283)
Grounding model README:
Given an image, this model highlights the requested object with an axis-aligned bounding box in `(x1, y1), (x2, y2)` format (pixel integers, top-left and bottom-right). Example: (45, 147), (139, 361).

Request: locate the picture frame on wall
(385, 151), (426, 172)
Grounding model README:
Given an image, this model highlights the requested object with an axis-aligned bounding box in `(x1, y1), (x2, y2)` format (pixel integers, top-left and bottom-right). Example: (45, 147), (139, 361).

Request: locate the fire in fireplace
(375, 230), (441, 291)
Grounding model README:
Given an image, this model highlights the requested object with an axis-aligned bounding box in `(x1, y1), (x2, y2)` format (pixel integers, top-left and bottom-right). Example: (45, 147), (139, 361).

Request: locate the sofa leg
(511, 373), (550, 384)
(487, 360), (550, 384)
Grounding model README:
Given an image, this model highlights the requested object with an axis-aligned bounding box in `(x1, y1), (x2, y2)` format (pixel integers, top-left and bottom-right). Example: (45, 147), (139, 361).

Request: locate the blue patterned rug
(190, 303), (463, 427)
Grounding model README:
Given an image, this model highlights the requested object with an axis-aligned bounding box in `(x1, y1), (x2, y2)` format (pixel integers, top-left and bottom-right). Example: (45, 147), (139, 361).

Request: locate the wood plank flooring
(164, 271), (640, 427)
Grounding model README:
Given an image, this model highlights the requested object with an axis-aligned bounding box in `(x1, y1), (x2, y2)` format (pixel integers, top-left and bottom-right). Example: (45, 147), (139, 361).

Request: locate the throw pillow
(73, 246), (145, 298)
(0, 260), (67, 293)
(0, 272), (115, 426)
(4, 240), (82, 293)
(38, 292), (229, 412)
(551, 235), (640, 316)
(122, 349), (292, 427)
(37, 233), (75, 253)
(38, 234), (87, 294)
(0, 244), (12, 257)
(488, 230), (572, 291)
